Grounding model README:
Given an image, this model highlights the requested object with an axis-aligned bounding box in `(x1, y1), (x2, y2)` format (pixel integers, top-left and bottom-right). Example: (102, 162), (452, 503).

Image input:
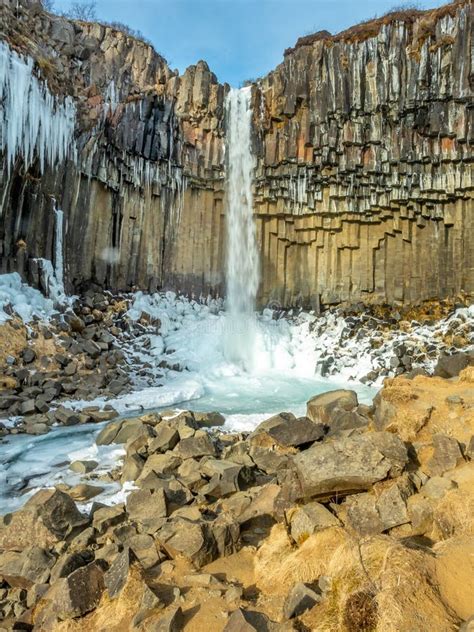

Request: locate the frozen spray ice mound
(127, 291), (321, 379)
(109, 291), (376, 418)
(0, 273), (55, 323)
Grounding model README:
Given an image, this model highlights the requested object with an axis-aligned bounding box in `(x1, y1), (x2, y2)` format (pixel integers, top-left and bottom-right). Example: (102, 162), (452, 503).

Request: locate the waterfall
(224, 87), (259, 370)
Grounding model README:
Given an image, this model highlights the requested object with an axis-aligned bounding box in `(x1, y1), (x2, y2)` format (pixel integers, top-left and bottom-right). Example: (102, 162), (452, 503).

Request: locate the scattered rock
(283, 582), (321, 618)
(69, 459), (98, 474)
(290, 501), (340, 543)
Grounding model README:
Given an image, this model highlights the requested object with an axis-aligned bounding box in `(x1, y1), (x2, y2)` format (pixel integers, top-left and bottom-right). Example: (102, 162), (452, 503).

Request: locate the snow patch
(0, 273), (55, 323)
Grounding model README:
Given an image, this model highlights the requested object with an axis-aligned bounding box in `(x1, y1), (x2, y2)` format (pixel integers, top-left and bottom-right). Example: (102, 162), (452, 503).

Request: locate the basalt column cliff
(0, 0), (472, 307)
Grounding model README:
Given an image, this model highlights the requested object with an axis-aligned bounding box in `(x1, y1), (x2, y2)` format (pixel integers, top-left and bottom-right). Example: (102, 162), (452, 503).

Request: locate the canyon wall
(0, 0), (472, 306)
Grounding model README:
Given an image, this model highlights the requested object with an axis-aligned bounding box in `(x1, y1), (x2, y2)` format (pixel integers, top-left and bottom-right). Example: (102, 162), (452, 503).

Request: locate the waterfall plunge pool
(0, 294), (377, 514)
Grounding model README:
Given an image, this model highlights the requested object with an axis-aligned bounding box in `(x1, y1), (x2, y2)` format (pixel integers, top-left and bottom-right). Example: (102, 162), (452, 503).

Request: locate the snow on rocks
(309, 303), (474, 385)
(0, 272), (55, 323)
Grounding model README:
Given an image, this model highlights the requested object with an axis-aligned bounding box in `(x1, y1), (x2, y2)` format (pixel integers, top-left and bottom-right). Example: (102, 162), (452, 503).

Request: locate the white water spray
(224, 87), (259, 370)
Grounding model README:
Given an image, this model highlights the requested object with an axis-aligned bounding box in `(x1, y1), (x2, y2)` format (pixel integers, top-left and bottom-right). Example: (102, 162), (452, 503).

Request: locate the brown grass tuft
(343, 589), (378, 632)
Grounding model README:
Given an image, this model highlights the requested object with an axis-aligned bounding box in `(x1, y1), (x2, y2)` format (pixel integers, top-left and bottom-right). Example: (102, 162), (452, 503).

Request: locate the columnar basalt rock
(252, 1), (473, 306)
(0, 0), (472, 306)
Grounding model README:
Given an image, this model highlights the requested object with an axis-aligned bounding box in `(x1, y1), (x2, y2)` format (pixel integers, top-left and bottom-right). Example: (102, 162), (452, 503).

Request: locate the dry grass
(300, 536), (457, 631)
(285, 0), (467, 55)
(255, 525), (349, 594)
(0, 321), (27, 368)
(374, 374), (474, 444)
(431, 471), (474, 541)
(255, 522), (461, 630)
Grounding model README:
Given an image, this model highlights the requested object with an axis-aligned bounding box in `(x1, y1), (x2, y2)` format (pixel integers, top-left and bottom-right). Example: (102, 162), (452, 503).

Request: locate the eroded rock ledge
(0, 0), (472, 307)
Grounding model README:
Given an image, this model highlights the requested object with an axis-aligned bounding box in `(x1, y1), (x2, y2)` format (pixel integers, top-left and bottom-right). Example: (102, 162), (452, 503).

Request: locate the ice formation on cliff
(0, 42), (76, 172)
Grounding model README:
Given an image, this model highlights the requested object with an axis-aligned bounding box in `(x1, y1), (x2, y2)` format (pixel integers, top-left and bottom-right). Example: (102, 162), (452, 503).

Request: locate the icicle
(0, 42), (76, 172)
(52, 198), (65, 293)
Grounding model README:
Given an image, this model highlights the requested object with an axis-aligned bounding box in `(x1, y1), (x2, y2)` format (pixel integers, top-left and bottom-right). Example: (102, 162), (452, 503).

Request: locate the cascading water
(224, 87), (260, 370)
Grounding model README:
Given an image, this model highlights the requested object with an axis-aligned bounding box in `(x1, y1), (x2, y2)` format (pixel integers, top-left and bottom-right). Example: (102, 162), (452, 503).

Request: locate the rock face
(0, 0), (472, 307)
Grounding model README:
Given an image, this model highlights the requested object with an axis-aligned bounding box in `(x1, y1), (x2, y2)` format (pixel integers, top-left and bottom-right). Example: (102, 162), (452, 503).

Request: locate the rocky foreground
(0, 368), (473, 631)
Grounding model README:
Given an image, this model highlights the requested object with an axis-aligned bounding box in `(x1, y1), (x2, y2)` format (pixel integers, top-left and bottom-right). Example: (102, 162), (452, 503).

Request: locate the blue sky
(54, 0), (445, 86)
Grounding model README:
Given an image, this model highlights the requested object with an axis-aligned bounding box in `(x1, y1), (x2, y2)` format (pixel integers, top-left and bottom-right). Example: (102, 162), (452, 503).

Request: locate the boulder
(292, 432), (407, 499)
(193, 411), (225, 428)
(128, 533), (161, 569)
(223, 608), (287, 631)
(0, 547), (55, 588)
(126, 488), (168, 533)
(67, 483), (104, 502)
(151, 606), (183, 632)
(376, 481), (411, 530)
(84, 407), (118, 423)
(289, 501), (340, 544)
(177, 458), (206, 490)
(136, 453), (182, 481)
(345, 479), (412, 535)
(96, 419), (123, 445)
(283, 582), (321, 618)
(115, 419), (156, 444)
(20, 399), (36, 415)
(210, 517), (241, 557)
(157, 519), (218, 568)
(434, 352), (474, 378)
(96, 418), (156, 446)
(237, 484), (284, 526)
(105, 547), (135, 598)
(54, 406), (82, 426)
(252, 413), (324, 447)
(426, 434), (464, 476)
(174, 432), (216, 459)
(45, 562), (104, 620)
(49, 550), (94, 584)
(421, 476), (456, 500)
(0, 489), (87, 550)
(324, 408), (370, 436)
(91, 504), (125, 534)
(306, 390), (358, 424)
(121, 453), (145, 482)
(200, 458), (253, 499)
(69, 459), (98, 474)
(148, 424), (180, 453)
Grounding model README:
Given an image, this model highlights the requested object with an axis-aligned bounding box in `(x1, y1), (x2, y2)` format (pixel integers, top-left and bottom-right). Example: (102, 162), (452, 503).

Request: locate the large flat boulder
(292, 432), (407, 499)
